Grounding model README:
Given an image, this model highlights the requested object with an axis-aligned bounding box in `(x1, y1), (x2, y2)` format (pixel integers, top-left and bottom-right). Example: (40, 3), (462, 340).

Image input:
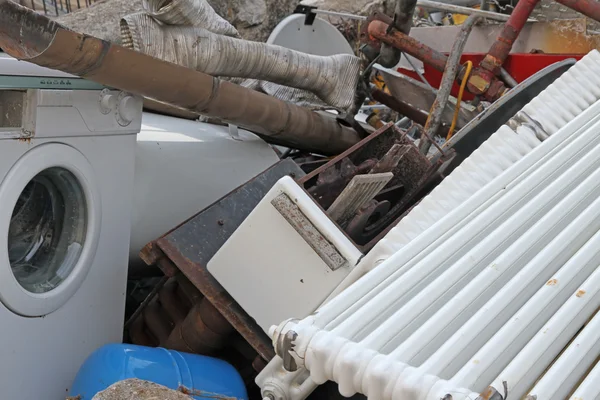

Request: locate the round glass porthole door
(8, 167), (87, 294)
(0, 143), (101, 317)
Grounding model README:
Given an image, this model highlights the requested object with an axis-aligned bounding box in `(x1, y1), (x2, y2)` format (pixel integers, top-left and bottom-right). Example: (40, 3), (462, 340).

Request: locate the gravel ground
(90, 379), (192, 400)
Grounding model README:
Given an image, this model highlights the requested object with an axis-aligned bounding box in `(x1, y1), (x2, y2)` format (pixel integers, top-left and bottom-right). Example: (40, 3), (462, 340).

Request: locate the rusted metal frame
(298, 123), (434, 248)
(299, 123), (401, 185)
(379, 0), (418, 68)
(419, 14), (479, 155)
(155, 242), (275, 360)
(137, 160), (304, 361)
(0, 0), (360, 156)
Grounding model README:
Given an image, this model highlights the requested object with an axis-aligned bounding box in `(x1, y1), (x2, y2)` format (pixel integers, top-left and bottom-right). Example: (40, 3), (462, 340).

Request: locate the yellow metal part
(447, 60), (473, 140)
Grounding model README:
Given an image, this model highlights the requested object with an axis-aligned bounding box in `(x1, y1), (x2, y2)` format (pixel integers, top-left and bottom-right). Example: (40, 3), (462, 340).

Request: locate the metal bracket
(228, 123), (241, 141)
(275, 330), (299, 372)
(271, 193), (348, 271)
(294, 4), (318, 25)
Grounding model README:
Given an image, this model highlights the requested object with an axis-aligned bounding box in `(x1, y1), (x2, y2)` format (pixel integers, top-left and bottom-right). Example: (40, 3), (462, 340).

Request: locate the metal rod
(124, 275), (169, 330)
(369, 20), (449, 73)
(500, 66), (518, 87)
(379, 0), (418, 68)
(0, 1), (361, 156)
(417, 0), (536, 22)
(312, 9), (367, 20)
(403, 52), (436, 92)
(419, 14), (479, 155)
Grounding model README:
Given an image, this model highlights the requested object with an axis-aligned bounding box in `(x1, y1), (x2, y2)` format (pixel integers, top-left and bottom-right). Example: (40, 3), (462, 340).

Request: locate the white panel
(208, 176), (362, 333)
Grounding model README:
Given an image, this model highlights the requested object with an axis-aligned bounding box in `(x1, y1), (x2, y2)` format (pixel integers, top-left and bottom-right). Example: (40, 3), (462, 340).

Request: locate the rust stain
(546, 279), (558, 286)
(17, 137), (32, 143)
(477, 387), (496, 400)
(576, 290), (586, 298)
(178, 386), (238, 400)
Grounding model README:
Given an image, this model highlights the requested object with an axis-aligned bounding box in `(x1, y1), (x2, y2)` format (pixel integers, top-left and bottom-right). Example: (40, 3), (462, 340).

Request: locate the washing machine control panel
(0, 86), (143, 140)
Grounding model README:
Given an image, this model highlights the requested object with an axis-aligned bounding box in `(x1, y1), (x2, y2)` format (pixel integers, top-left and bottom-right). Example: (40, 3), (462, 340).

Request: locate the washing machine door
(0, 143), (101, 317)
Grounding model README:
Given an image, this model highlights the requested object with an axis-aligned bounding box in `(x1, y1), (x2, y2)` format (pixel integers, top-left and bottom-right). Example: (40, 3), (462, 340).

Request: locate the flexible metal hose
(120, 12), (361, 110)
(141, 0), (239, 37)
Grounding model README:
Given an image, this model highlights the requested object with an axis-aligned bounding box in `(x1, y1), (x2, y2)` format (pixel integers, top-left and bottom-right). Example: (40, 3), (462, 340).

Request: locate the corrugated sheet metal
(260, 50), (600, 400)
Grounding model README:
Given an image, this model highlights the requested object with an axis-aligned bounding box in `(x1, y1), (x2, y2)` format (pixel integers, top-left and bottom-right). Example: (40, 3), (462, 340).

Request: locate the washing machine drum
(0, 144), (101, 317)
(8, 168), (87, 294)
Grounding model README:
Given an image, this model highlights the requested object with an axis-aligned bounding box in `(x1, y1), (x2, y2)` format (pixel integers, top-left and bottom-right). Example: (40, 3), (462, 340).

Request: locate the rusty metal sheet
(151, 159), (305, 360)
(299, 123), (435, 248)
(378, 68), (478, 129)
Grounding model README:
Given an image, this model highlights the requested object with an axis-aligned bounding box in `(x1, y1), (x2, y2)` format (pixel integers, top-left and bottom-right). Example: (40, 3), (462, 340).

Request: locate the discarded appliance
(207, 175), (363, 334)
(0, 53), (281, 274)
(0, 55), (143, 399)
(258, 50), (600, 400)
(70, 343), (248, 400)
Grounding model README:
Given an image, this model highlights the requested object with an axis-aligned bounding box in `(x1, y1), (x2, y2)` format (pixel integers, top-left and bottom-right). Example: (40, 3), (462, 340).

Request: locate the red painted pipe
(481, 0), (540, 73)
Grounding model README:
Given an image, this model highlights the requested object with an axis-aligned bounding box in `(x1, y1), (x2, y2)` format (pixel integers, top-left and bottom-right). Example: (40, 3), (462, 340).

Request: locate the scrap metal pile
(1, 0), (600, 398)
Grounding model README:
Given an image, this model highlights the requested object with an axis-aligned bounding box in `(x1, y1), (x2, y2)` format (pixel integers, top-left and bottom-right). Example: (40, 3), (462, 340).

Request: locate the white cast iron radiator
(258, 50), (600, 400)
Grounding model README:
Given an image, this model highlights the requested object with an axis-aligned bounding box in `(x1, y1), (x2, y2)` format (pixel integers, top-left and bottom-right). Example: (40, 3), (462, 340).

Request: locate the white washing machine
(0, 56), (142, 399)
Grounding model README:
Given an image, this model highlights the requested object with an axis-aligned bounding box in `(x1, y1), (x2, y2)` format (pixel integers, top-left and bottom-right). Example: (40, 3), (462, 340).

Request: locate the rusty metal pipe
(0, 0), (360, 155)
(158, 279), (188, 324)
(165, 298), (233, 354)
(555, 0), (600, 21)
(368, 20), (449, 73)
(371, 89), (429, 126)
(379, 0), (418, 68)
(481, 0), (540, 73)
(420, 14), (479, 155)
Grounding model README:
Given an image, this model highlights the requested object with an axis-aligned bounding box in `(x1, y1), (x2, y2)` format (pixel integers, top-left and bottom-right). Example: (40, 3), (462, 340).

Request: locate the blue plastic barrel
(69, 343), (248, 400)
